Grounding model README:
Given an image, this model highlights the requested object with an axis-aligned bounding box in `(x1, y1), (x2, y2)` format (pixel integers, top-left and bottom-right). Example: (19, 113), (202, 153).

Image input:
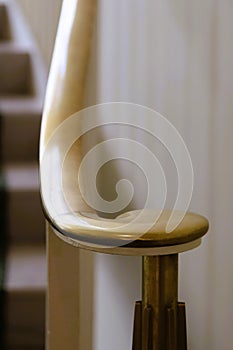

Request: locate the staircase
(0, 1), (46, 349)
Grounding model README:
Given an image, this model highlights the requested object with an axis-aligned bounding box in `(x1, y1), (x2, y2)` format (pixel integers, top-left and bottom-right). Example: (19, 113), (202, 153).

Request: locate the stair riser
(7, 190), (45, 244)
(5, 291), (45, 349)
(0, 4), (10, 41)
(1, 113), (41, 162)
(0, 51), (32, 95)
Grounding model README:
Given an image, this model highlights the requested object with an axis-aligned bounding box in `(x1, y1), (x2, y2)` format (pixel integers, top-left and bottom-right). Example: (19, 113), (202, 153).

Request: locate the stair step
(1, 106), (41, 162)
(4, 163), (45, 244)
(4, 245), (46, 349)
(0, 4), (10, 41)
(0, 46), (32, 95)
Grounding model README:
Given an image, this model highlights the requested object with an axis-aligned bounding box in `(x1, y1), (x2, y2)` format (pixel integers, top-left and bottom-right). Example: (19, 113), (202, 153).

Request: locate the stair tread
(0, 42), (32, 51)
(0, 97), (42, 113)
(4, 162), (39, 191)
(6, 244), (46, 291)
(0, 102), (42, 116)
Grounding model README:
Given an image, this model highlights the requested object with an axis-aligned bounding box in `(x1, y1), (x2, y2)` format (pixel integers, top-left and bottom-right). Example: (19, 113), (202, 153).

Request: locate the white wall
(17, 0), (233, 349)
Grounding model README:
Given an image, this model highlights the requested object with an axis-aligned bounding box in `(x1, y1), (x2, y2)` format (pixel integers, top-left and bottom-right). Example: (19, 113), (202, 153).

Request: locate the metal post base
(132, 255), (187, 350)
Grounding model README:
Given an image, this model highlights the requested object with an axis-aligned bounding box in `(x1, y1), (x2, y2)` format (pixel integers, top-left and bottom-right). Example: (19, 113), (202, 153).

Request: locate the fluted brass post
(142, 255), (178, 350)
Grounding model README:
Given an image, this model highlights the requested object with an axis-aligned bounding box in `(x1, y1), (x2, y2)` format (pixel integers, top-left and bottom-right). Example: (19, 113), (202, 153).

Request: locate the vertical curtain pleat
(92, 1), (233, 349)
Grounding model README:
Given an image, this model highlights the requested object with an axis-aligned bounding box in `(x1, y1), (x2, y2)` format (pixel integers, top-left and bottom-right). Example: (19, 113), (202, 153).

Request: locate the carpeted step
(5, 245), (46, 349)
(0, 2), (47, 349)
(4, 163), (44, 244)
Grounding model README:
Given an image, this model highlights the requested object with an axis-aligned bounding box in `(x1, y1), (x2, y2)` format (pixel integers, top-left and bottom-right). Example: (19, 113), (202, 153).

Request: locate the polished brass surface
(142, 255), (178, 350)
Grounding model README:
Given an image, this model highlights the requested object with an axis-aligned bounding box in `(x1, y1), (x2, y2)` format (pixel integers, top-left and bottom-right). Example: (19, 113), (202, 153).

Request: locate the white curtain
(83, 1), (233, 349)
